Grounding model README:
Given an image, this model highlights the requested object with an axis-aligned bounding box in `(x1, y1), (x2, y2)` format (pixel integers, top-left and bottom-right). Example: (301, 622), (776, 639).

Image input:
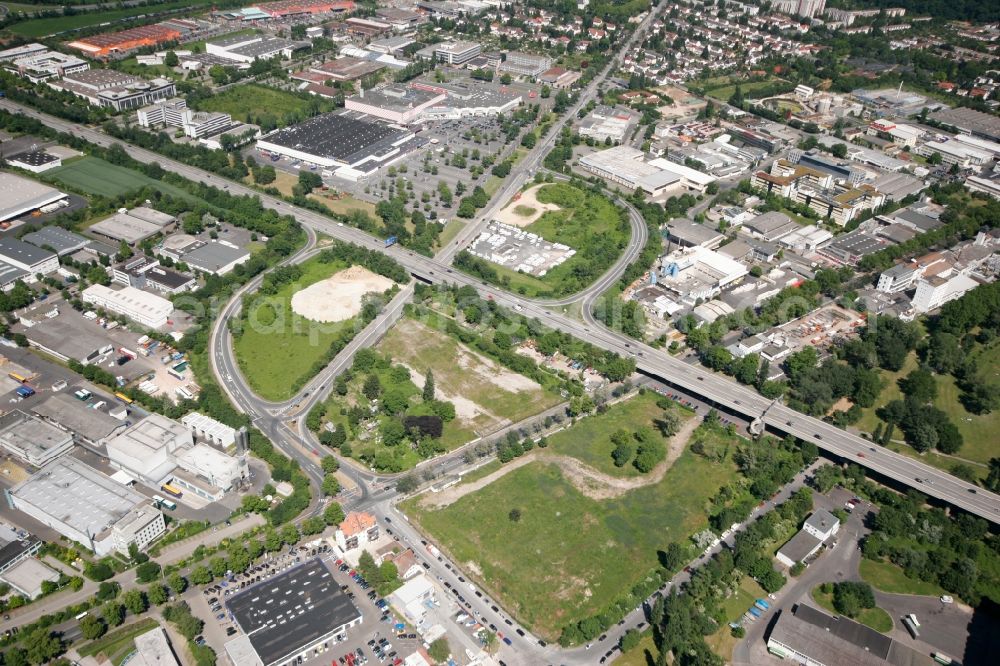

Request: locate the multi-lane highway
(4, 93), (997, 525)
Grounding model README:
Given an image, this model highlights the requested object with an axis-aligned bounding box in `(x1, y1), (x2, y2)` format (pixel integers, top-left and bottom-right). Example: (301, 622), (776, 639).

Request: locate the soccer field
(43, 157), (197, 201)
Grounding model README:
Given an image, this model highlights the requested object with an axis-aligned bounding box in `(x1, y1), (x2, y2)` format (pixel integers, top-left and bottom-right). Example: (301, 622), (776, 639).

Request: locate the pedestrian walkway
(157, 513), (266, 565)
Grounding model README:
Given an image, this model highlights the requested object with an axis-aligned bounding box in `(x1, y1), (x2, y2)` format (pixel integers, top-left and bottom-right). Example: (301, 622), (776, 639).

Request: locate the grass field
(43, 156), (197, 201)
(856, 345), (998, 475)
(617, 631), (656, 666)
(310, 192), (379, 220)
(704, 78), (789, 102)
(811, 585), (894, 633)
(7, 0), (215, 37)
(78, 618), (159, 662)
(377, 317), (562, 440)
(546, 392), (686, 477)
(403, 398), (738, 639)
(859, 558), (946, 597)
(234, 257), (359, 401)
(194, 85), (332, 124)
(438, 218), (464, 247)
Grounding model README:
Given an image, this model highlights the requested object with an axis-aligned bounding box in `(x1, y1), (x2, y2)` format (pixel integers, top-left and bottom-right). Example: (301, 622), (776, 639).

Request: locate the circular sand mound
(291, 266), (394, 323)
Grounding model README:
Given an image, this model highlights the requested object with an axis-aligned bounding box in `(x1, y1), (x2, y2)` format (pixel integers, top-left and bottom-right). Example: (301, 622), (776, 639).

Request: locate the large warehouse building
(225, 558), (363, 666)
(6, 457), (165, 556)
(256, 112), (415, 179)
(0, 173), (68, 224)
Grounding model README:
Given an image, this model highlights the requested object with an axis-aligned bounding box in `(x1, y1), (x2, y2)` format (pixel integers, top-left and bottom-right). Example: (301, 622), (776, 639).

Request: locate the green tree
(147, 583), (169, 605)
(164, 51), (179, 67)
(79, 615), (106, 640)
(102, 601), (124, 627)
(324, 501), (346, 526)
(428, 637), (451, 663)
(135, 561), (161, 583)
(122, 589), (148, 616)
(423, 369), (435, 402)
(321, 456), (340, 474)
(167, 573), (187, 595)
(322, 474), (341, 496)
(899, 368), (937, 403)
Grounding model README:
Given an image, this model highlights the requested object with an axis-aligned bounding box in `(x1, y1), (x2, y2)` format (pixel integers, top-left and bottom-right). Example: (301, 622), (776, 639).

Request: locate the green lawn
(704, 78), (789, 102)
(78, 618), (159, 660)
(377, 317), (562, 435)
(41, 156), (198, 201)
(811, 585), (894, 633)
(234, 257), (373, 401)
(476, 182), (631, 299)
(403, 403), (739, 639)
(859, 558), (946, 597)
(193, 85), (334, 124)
(546, 391), (689, 477)
(8, 0), (216, 37)
(438, 218), (464, 247)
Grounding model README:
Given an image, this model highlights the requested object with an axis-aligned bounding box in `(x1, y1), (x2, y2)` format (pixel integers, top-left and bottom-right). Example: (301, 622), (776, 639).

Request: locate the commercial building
(206, 35), (303, 64)
(929, 106), (1000, 143)
(82, 284), (174, 328)
(345, 84), (447, 125)
(132, 627), (181, 666)
(414, 79), (522, 119)
(368, 35), (416, 55)
(336, 511), (379, 552)
(252, 0), (355, 18)
(7, 457), (162, 556)
(664, 219), (725, 249)
(256, 112), (415, 177)
(0, 237), (58, 275)
(767, 604), (936, 666)
(539, 66), (581, 89)
(911, 273), (981, 314)
(866, 119), (923, 148)
(499, 51), (553, 78)
(111, 502), (166, 556)
(578, 105), (637, 143)
(21, 314), (114, 365)
(0, 525), (42, 578)
(0, 558), (59, 599)
(743, 212), (800, 242)
(225, 558), (363, 666)
(113, 256), (195, 294)
(374, 7), (426, 31)
(138, 97), (234, 139)
(918, 139), (993, 168)
(776, 509), (840, 567)
(423, 41), (481, 65)
(22, 226), (92, 257)
(0, 410), (74, 468)
(6, 150), (62, 173)
(2, 46), (89, 83)
(50, 70), (176, 112)
(0, 43), (49, 62)
(0, 173), (68, 223)
(389, 574), (436, 624)
(67, 23), (184, 58)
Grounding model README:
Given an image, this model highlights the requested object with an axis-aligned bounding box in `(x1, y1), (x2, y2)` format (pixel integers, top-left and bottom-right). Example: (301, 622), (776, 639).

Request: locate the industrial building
(6, 150), (62, 174)
(113, 256), (196, 295)
(256, 112), (415, 177)
(82, 284), (174, 328)
(578, 105), (637, 143)
(0, 524), (42, 578)
(499, 51), (553, 78)
(0, 237), (58, 276)
(579, 146), (717, 196)
(0, 558), (59, 599)
(345, 85), (447, 125)
(159, 238), (251, 276)
(21, 313), (114, 365)
(743, 212), (799, 242)
(0, 173), (68, 224)
(929, 106), (1000, 143)
(181, 412), (236, 448)
(390, 574), (436, 625)
(67, 23), (184, 57)
(31, 393), (127, 448)
(106, 413), (193, 486)
(206, 34), (303, 64)
(252, 0), (355, 18)
(767, 604), (936, 666)
(7, 457), (164, 556)
(22, 226), (92, 257)
(0, 410), (74, 468)
(105, 413), (246, 499)
(292, 57), (386, 83)
(89, 207), (175, 244)
(656, 245), (750, 306)
(225, 558), (363, 666)
(49, 70), (176, 112)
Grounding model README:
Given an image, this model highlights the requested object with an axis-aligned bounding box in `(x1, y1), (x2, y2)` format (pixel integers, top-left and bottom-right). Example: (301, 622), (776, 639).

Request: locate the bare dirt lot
(291, 266), (394, 323)
(494, 184), (563, 228)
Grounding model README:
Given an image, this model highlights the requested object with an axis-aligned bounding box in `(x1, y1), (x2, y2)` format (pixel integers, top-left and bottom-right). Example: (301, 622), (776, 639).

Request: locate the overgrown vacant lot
(377, 317), (562, 436)
(403, 395), (738, 639)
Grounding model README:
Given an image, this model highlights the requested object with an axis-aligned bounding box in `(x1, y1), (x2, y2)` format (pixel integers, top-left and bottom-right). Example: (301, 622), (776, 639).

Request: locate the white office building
(0, 238), (59, 276)
(82, 284), (173, 328)
(911, 273), (981, 313)
(111, 502), (166, 556)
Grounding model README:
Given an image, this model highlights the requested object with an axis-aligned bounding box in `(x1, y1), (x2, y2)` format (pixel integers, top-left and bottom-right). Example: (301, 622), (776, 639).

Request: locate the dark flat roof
(227, 558), (361, 666)
(261, 112), (410, 166)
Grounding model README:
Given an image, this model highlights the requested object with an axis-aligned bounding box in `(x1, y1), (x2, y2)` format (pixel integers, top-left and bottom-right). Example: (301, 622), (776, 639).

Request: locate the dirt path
(421, 414), (703, 508)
